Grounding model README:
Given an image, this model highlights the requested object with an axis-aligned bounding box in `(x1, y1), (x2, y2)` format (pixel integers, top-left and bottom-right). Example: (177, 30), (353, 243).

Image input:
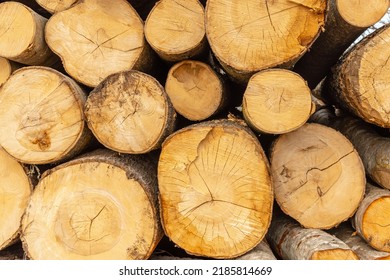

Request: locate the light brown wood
(293, 0), (389, 89)
(312, 108), (390, 190)
(0, 148), (33, 250)
(0, 66), (91, 164)
(21, 149), (163, 260)
(267, 214), (359, 260)
(324, 24), (390, 128)
(0, 57), (12, 87)
(85, 70), (176, 154)
(36, 0), (79, 13)
(158, 120), (273, 259)
(45, 0), (152, 87)
(145, 0), (207, 62)
(271, 122), (366, 229)
(329, 222), (390, 260)
(165, 60), (227, 121)
(242, 69), (313, 134)
(205, 0), (327, 83)
(353, 183), (390, 253)
(0, 2), (57, 66)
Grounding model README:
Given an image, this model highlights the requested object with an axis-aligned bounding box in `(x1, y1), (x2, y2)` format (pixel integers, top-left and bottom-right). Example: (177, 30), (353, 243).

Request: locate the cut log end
(85, 70), (176, 154)
(0, 149), (33, 250)
(310, 249), (359, 260)
(165, 60), (225, 121)
(45, 0), (147, 87)
(21, 150), (163, 259)
(36, 0), (78, 13)
(158, 120), (273, 259)
(145, 0), (206, 62)
(0, 67), (90, 164)
(271, 123), (366, 229)
(242, 69), (312, 134)
(0, 57), (12, 87)
(205, 0), (326, 82)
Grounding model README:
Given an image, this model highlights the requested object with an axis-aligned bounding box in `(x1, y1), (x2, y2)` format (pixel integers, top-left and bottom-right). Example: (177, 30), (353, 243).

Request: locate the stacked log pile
(0, 0), (389, 260)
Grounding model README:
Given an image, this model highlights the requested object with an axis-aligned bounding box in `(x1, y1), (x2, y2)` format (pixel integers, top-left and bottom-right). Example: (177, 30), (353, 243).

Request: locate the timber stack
(0, 0), (389, 260)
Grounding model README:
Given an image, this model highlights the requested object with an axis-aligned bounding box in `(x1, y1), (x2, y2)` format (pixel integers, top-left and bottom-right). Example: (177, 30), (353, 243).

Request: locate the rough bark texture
(235, 240), (277, 260)
(0, 2), (58, 66)
(266, 214), (359, 260)
(353, 183), (390, 253)
(323, 24), (390, 128)
(158, 119), (273, 259)
(242, 69), (313, 134)
(205, 0), (327, 83)
(45, 0), (153, 87)
(293, 0), (389, 89)
(21, 149), (163, 260)
(329, 222), (390, 260)
(85, 70), (176, 154)
(145, 0), (207, 62)
(165, 60), (228, 121)
(311, 108), (390, 190)
(271, 122), (366, 229)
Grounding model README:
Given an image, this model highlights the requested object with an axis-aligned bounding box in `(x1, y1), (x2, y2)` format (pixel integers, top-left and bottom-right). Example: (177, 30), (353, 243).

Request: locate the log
(165, 60), (228, 121)
(21, 149), (163, 260)
(0, 57), (17, 87)
(0, 66), (92, 164)
(45, 0), (153, 87)
(266, 214), (359, 260)
(84, 70), (176, 154)
(323, 24), (390, 128)
(353, 183), (390, 253)
(293, 0), (389, 89)
(242, 69), (313, 134)
(36, 0), (78, 13)
(329, 223), (390, 260)
(127, 0), (159, 20)
(205, 0), (327, 83)
(145, 0), (207, 62)
(0, 148), (34, 250)
(270, 122), (366, 229)
(311, 108), (390, 190)
(158, 119), (273, 259)
(0, 1), (57, 66)
(236, 240), (277, 260)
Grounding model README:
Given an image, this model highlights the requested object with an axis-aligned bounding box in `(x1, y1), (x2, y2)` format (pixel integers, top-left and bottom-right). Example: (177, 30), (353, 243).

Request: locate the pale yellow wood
(271, 123), (366, 229)
(0, 67), (90, 164)
(310, 249), (359, 260)
(85, 70), (176, 154)
(158, 120), (273, 259)
(0, 148), (32, 250)
(21, 150), (162, 260)
(0, 57), (12, 87)
(205, 0), (326, 82)
(337, 0), (389, 27)
(165, 60), (225, 121)
(242, 69), (312, 134)
(0, 2), (57, 66)
(145, 0), (206, 62)
(45, 0), (148, 87)
(36, 0), (78, 13)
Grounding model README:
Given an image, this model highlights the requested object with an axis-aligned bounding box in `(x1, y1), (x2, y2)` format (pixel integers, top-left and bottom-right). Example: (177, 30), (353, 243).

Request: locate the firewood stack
(0, 0), (389, 260)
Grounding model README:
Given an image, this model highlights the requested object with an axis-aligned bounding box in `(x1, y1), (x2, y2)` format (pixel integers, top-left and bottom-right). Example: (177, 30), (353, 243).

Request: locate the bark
(205, 0), (327, 83)
(323, 24), (390, 128)
(85, 70), (176, 154)
(311, 108), (390, 190)
(270, 122), (366, 229)
(236, 240), (277, 260)
(45, 0), (153, 87)
(329, 222), (390, 260)
(353, 183), (390, 253)
(293, 0), (389, 89)
(158, 119), (273, 259)
(0, 2), (58, 66)
(145, 0), (207, 62)
(242, 69), (313, 134)
(0, 66), (92, 164)
(165, 60), (228, 121)
(266, 214), (359, 260)
(21, 149), (163, 260)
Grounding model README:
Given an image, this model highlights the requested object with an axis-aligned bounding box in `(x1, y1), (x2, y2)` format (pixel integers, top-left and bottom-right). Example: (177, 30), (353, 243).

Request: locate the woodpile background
(0, 0), (389, 260)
